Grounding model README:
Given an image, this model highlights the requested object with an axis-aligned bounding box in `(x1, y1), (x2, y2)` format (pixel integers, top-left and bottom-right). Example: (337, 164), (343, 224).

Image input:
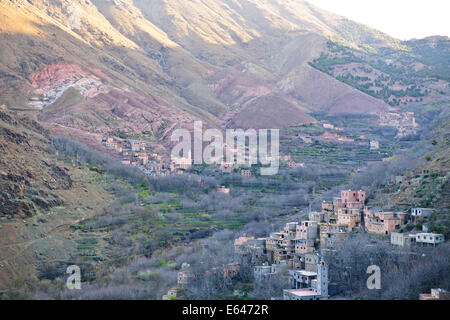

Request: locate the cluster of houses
(295, 123), (380, 150)
(233, 189), (444, 300)
(102, 134), (282, 178)
(320, 132), (381, 151)
(160, 187), (444, 300)
(102, 136), (170, 175)
(235, 231), (329, 300)
(387, 168), (432, 189)
(379, 111), (418, 137)
(102, 135), (201, 176)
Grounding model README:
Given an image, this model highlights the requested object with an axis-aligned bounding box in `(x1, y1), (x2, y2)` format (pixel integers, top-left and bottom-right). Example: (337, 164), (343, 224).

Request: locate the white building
(415, 233), (444, 246)
(370, 140), (379, 150)
(288, 270), (317, 289)
(390, 232), (416, 247)
(283, 257), (328, 300)
(411, 208), (434, 217)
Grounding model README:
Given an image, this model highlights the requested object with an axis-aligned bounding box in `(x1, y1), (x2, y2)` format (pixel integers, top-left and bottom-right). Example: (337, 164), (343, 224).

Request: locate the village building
(321, 201), (334, 213)
(265, 223), (299, 263)
(217, 186), (230, 194)
(321, 132), (355, 143)
(379, 111), (418, 137)
(254, 265), (274, 282)
(411, 208), (434, 218)
(234, 236), (255, 252)
(364, 208), (408, 235)
(283, 288), (322, 300)
(392, 175), (408, 185)
(129, 139), (146, 152)
(304, 253), (320, 272)
(336, 209), (361, 231)
(419, 288), (450, 300)
(162, 288), (178, 300)
(170, 151), (192, 171)
(308, 211), (327, 223)
(390, 232), (417, 247)
(294, 239), (315, 254)
(336, 190), (366, 207)
(283, 257), (328, 300)
(121, 158), (131, 165)
(237, 238), (267, 263)
(415, 233), (445, 246)
(287, 161), (305, 169)
(319, 223), (349, 249)
(240, 169), (252, 178)
(220, 162), (234, 173)
(102, 137), (117, 149)
(288, 270), (317, 289)
(370, 140), (380, 150)
(146, 160), (163, 175)
(332, 190), (365, 231)
(254, 261), (287, 282)
(295, 221), (318, 241)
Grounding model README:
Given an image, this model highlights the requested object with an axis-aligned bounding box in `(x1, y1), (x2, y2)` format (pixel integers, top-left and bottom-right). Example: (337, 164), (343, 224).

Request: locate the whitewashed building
(411, 208), (434, 217)
(415, 233), (444, 246)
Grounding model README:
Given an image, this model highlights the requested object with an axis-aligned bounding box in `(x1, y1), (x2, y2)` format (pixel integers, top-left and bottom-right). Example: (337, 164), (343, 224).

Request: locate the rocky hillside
(310, 37), (450, 107)
(0, 107), (116, 289)
(389, 104), (450, 211)
(0, 106), (73, 217)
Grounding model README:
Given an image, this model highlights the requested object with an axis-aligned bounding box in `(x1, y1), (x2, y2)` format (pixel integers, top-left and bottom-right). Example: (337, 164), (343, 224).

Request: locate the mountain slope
(0, 106), (117, 289)
(0, 0), (448, 152)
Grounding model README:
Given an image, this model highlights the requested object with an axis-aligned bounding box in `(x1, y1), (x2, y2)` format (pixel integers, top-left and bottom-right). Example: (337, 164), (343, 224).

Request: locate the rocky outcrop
(0, 109), (72, 218)
(29, 62), (111, 109)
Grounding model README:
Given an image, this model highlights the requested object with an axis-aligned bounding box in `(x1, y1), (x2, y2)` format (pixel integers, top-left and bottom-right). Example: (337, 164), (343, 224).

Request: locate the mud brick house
(332, 190), (366, 231)
(320, 223), (349, 249)
(364, 207), (408, 235)
(296, 221), (318, 240)
(288, 269), (317, 289)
